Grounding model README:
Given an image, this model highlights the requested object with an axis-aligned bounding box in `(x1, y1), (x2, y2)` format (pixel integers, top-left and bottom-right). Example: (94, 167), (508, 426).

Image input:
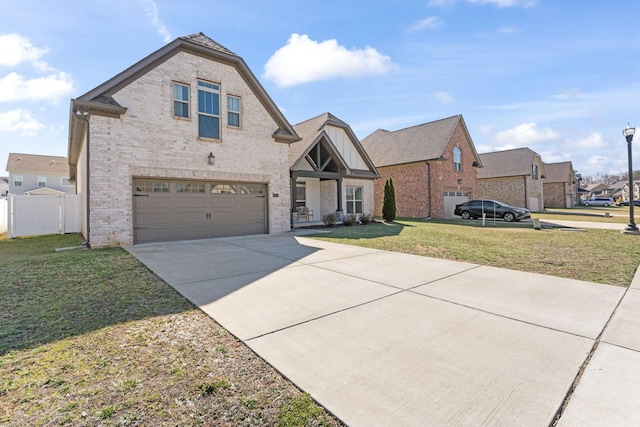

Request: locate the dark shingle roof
(477, 147), (542, 179)
(178, 32), (237, 56)
(361, 115), (462, 167)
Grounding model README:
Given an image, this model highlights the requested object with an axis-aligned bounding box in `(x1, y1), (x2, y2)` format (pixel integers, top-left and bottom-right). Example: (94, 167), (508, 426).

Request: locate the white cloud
(433, 91), (453, 104)
(0, 108), (44, 136)
(0, 33), (52, 71)
(566, 133), (607, 149)
(0, 72), (74, 104)
(140, 0), (172, 43)
(264, 34), (393, 87)
(493, 122), (559, 147)
(407, 17), (443, 32)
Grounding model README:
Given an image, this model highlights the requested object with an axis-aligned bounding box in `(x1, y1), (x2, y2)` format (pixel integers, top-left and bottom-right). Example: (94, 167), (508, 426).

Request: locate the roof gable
(361, 115), (480, 167)
(6, 153), (68, 175)
(69, 33), (299, 170)
(477, 147), (544, 179)
(290, 112), (379, 178)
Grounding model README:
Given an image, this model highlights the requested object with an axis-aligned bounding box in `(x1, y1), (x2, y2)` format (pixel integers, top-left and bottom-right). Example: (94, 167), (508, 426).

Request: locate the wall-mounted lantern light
(208, 152), (215, 166)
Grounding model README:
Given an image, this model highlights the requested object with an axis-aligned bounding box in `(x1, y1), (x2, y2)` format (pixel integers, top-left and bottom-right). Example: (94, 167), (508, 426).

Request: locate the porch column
(336, 178), (343, 212)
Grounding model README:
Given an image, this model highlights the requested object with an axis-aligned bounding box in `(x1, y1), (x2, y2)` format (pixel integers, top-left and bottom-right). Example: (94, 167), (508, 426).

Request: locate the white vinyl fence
(0, 198), (7, 234)
(5, 194), (81, 238)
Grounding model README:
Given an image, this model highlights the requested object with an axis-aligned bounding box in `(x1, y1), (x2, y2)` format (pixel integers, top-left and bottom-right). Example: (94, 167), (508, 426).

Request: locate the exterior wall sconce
(208, 152), (215, 165)
(458, 179), (463, 184)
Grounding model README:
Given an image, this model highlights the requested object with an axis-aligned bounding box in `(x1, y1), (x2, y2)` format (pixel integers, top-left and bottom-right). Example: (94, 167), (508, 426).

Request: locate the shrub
(359, 214), (372, 225)
(342, 214), (357, 226)
(322, 212), (336, 227)
(382, 178), (396, 222)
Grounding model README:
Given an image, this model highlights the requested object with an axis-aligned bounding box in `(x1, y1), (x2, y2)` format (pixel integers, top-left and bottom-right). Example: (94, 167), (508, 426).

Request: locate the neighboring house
(542, 161), (576, 208)
(584, 182), (609, 200)
(621, 180), (640, 202)
(477, 147), (546, 212)
(0, 177), (8, 197)
(605, 181), (625, 201)
(361, 115), (482, 219)
(67, 33), (300, 247)
(5, 153), (75, 195)
(290, 113), (379, 223)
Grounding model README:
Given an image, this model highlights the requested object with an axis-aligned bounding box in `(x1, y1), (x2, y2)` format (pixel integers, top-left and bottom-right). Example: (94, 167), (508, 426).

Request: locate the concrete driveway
(126, 232), (639, 426)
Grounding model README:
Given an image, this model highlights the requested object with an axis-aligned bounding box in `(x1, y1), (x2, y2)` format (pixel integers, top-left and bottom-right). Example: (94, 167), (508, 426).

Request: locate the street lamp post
(622, 124), (639, 234)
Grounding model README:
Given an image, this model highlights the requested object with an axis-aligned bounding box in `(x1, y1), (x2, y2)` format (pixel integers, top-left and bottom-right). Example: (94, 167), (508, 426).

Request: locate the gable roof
(477, 147), (544, 179)
(360, 115), (480, 167)
(290, 112), (379, 178)
(68, 32), (300, 173)
(6, 153), (68, 175)
(543, 161), (574, 183)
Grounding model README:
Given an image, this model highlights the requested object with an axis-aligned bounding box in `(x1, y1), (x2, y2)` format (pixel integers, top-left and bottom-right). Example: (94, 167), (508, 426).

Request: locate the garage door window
(211, 184), (236, 194)
(136, 181), (170, 192)
(177, 182), (205, 193)
(240, 184), (264, 195)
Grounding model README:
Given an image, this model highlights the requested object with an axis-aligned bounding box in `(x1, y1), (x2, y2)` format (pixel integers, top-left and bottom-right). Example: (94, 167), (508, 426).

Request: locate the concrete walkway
(126, 232), (639, 426)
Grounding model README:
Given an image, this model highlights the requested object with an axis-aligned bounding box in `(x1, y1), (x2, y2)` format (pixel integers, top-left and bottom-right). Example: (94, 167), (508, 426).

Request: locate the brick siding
(86, 51), (291, 247)
(372, 122), (479, 218)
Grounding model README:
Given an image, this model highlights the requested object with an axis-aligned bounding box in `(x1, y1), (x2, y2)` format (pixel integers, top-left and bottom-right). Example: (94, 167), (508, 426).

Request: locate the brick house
(6, 153), (75, 195)
(542, 161), (577, 208)
(361, 115), (482, 219)
(67, 33), (300, 247)
(290, 113), (379, 224)
(477, 148), (545, 212)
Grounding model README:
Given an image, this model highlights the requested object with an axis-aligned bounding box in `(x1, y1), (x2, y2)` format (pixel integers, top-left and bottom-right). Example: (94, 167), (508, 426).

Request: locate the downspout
(523, 176), (528, 210)
(426, 161), (432, 218)
(74, 109), (91, 247)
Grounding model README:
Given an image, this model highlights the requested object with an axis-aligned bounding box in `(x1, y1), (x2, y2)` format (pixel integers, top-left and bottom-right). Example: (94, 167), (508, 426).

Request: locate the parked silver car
(583, 197), (615, 207)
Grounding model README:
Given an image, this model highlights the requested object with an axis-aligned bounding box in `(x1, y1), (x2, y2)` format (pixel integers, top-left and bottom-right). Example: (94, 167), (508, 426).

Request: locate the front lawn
(308, 219), (640, 287)
(0, 234), (341, 426)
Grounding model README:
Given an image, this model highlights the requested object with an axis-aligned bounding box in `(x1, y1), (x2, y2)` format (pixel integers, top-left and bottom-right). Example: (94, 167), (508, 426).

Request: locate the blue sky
(1, 0), (640, 178)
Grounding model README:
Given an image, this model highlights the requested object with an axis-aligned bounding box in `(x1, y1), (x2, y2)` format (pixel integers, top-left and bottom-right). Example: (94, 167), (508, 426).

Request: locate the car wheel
(584, 202), (590, 206)
(603, 203), (610, 206)
(461, 211), (471, 220)
(503, 212), (515, 222)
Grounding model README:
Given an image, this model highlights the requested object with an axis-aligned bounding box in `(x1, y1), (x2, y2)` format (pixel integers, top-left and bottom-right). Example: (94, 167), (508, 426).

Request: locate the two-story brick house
(477, 148), (546, 212)
(361, 115), (482, 219)
(67, 33), (300, 247)
(543, 161), (577, 208)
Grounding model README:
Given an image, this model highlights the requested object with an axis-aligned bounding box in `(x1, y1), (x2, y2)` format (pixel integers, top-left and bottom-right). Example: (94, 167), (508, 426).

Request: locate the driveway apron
(126, 232), (631, 426)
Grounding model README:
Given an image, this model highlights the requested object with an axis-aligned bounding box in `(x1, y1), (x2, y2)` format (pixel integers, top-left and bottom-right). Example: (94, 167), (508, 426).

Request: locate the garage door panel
(133, 179), (267, 244)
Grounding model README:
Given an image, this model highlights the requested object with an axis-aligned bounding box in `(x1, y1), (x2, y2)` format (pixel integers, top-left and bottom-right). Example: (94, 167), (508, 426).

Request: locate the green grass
(0, 233), (342, 426)
(309, 219), (640, 287)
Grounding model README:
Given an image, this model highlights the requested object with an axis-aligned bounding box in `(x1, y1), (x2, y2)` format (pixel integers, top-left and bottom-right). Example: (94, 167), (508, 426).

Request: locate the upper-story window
(227, 95), (241, 127)
(38, 176), (46, 187)
(173, 83), (189, 118)
(453, 147), (462, 172)
(13, 175), (23, 186)
(532, 164), (539, 180)
(198, 81), (220, 139)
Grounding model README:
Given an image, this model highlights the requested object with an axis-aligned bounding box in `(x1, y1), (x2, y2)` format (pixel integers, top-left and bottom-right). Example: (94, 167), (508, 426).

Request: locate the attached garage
(443, 191), (470, 219)
(133, 179), (267, 244)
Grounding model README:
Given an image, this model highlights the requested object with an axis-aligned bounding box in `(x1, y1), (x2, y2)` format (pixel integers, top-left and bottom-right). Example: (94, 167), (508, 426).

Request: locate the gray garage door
(133, 179), (267, 244)
(443, 191), (470, 219)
